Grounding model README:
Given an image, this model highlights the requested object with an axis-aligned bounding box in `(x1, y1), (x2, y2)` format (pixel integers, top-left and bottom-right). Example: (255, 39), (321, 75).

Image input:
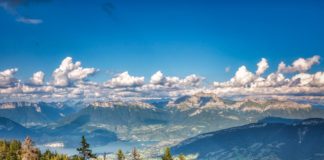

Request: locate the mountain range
(0, 102), (76, 127)
(0, 92), (323, 149)
(172, 117), (324, 160)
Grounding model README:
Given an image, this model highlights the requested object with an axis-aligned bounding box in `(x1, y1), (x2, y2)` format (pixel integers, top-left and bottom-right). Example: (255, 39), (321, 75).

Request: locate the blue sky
(0, 0), (323, 83)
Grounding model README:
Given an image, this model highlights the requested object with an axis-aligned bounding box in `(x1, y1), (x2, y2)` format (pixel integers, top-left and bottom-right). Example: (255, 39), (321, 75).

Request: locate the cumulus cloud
(290, 73), (314, 86)
(215, 58), (270, 88)
(150, 71), (166, 85)
(278, 55), (320, 73)
(180, 74), (203, 86)
(0, 55), (323, 103)
(311, 72), (324, 87)
(251, 73), (287, 88)
(30, 71), (45, 86)
(149, 71), (203, 87)
(230, 66), (255, 86)
(256, 58), (269, 75)
(52, 57), (97, 87)
(105, 71), (144, 88)
(213, 55), (323, 99)
(289, 72), (324, 87)
(0, 68), (18, 88)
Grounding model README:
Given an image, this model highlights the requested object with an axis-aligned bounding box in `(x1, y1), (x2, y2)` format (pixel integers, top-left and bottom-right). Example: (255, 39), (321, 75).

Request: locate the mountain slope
(56, 93), (324, 142)
(38, 115), (118, 147)
(1, 93), (323, 147)
(0, 117), (36, 140)
(0, 102), (76, 126)
(172, 118), (324, 160)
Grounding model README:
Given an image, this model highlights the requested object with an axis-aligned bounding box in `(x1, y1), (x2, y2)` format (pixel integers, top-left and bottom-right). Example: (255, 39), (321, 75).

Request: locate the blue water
(313, 104), (324, 109)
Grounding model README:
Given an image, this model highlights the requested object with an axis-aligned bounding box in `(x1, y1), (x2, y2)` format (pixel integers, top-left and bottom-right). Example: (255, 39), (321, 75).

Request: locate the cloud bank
(0, 55), (323, 104)
(213, 55), (323, 99)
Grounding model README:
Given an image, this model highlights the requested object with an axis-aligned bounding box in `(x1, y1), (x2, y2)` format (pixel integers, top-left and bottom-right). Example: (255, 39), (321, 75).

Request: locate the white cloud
(311, 72), (324, 87)
(230, 66), (255, 86)
(290, 73), (314, 86)
(215, 55), (322, 88)
(250, 73), (288, 88)
(52, 57), (97, 87)
(0, 68), (18, 88)
(278, 55), (320, 73)
(180, 74), (203, 86)
(289, 72), (324, 87)
(149, 71), (203, 87)
(150, 71), (166, 85)
(0, 55), (323, 103)
(256, 58), (269, 75)
(30, 71), (45, 86)
(105, 71), (144, 88)
(213, 55), (323, 99)
(16, 17), (43, 25)
(214, 66), (256, 87)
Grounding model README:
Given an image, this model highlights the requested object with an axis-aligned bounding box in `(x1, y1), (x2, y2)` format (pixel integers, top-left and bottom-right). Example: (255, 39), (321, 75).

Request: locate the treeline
(0, 137), (75, 160)
(0, 136), (186, 160)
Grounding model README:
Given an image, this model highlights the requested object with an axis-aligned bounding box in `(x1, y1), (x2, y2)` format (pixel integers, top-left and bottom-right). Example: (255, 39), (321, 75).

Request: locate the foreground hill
(172, 118), (324, 160)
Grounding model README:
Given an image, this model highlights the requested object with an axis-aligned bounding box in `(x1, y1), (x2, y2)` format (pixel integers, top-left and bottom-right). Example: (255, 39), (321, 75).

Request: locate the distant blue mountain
(258, 117), (301, 125)
(38, 115), (118, 147)
(0, 102), (76, 126)
(172, 118), (324, 160)
(1, 93), (324, 149)
(50, 93), (324, 142)
(0, 117), (37, 140)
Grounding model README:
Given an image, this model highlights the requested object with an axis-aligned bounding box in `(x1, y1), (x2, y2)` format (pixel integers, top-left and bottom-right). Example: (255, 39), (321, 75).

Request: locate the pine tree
(178, 154), (186, 160)
(76, 135), (96, 160)
(21, 136), (40, 160)
(103, 152), (107, 160)
(117, 149), (125, 160)
(131, 147), (141, 160)
(161, 147), (173, 160)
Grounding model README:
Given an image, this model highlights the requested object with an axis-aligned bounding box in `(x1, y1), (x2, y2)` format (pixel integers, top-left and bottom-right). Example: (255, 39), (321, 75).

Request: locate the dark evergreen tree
(76, 135), (96, 160)
(103, 152), (107, 160)
(117, 149), (125, 160)
(131, 147), (141, 160)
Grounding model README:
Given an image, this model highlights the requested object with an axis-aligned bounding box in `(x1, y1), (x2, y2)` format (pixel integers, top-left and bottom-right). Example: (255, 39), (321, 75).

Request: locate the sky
(0, 0), (323, 102)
